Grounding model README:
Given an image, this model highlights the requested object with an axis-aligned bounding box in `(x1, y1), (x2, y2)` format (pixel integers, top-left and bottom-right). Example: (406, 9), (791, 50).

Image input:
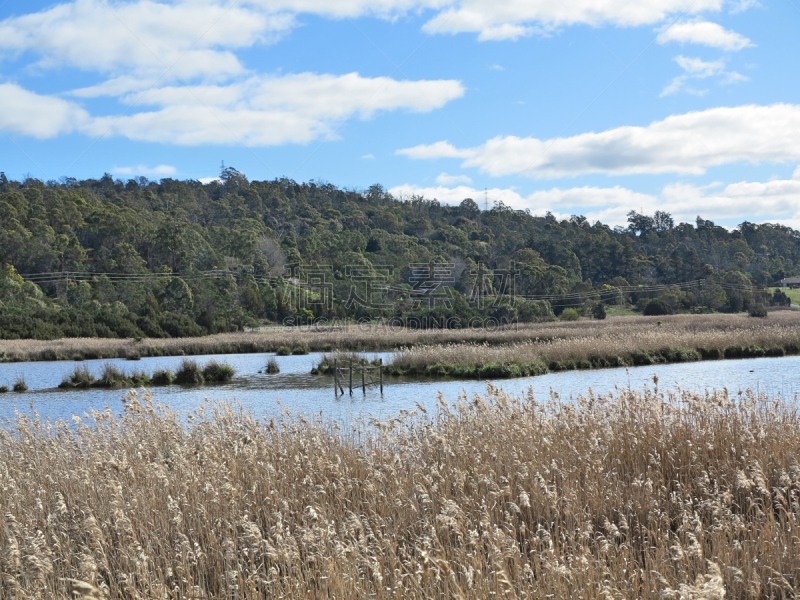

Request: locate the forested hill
(0, 168), (796, 339)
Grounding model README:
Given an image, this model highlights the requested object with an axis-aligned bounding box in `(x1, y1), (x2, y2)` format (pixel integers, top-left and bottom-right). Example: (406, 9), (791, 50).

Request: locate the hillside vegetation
(0, 169), (796, 339)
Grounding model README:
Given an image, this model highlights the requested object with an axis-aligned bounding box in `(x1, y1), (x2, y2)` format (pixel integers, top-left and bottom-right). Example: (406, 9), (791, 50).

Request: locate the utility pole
(220, 161), (225, 177)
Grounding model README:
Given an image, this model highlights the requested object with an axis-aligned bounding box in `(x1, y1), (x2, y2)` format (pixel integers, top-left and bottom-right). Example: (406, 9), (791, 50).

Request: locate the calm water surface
(0, 351), (798, 424)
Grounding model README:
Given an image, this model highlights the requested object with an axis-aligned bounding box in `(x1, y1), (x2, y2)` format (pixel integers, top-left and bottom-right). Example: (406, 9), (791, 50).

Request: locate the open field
(1, 312), (800, 365)
(2, 386), (799, 598)
(388, 310), (800, 377)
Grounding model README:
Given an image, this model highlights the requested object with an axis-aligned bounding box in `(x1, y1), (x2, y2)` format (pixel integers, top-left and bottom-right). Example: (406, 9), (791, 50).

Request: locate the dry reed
(2, 385), (800, 598)
(2, 312), (799, 363)
(390, 311), (800, 376)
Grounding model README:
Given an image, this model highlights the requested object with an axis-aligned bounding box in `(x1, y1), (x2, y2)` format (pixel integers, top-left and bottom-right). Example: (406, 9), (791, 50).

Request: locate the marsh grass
(389, 311), (800, 377)
(56, 360), (232, 389)
(150, 368), (174, 386)
(311, 351), (376, 374)
(12, 375), (27, 392)
(60, 365), (95, 388)
(4, 312), (800, 363)
(201, 360), (235, 383)
(265, 357), (280, 374)
(1, 386), (799, 598)
(173, 359), (204, 385)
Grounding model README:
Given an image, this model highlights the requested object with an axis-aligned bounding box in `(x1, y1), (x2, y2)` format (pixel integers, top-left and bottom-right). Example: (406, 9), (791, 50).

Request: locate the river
(0, 351), (798, 424)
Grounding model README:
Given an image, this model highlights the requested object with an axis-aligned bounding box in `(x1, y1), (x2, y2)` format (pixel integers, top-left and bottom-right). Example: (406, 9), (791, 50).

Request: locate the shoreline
(385, 343), (795, 379)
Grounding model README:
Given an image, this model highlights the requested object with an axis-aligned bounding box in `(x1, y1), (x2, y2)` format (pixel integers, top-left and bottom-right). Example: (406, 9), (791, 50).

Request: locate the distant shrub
(150, 369), (174, 385)
(749, 304), (768, 318)
(97, 364), (133, 388)
(643, 299), (673, 316)
(158, 312), (206, 338)
(175, 359), (204, 385)
(126, 351), (141, 360)
(60, 365), (96, 388)
(13, 375), (28, 392)
(292, 346), (308, 355)
(0, 385), (8, 393)
(266, 358), (280, 374)
(276, 346), (291, 356)
(559, 308), (580, 321)
(592, 303), (607, 320)
(203, 360), (235, 383)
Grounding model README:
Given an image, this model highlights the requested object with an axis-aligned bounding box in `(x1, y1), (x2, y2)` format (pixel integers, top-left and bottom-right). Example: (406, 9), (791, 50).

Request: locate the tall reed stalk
(2, 386), (799, 598)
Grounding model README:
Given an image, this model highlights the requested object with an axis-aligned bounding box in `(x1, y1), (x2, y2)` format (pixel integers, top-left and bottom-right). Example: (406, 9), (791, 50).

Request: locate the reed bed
(389, 311), (800, 377)
(2, 312), (799, 363)
(58, 360), (235, 389)
(1, 386), (800, 598)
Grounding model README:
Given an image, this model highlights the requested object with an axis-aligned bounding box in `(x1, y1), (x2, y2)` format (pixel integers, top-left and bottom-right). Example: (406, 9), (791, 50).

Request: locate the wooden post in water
(349, 360), (353, 396)
(361, 366), (365, 394)
(334, 359), (338, 395)
(379, 362), (383, 394)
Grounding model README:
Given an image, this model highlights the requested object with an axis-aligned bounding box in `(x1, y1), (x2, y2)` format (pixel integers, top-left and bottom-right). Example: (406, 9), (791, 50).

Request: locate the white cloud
(0, 83), (92, 138)
(397, 140), (475, 159)
(675, 55), (725, 75)
(722, 71), (749, 84)
(422, 0), (725, 40)
(661, 55), (726, 96)
(361, 153), (376, 160)
(398, 104), (800, 178)
(198, 176), (223, 184)
(112, 164), (177, 176)
(657, 20), (753, 51)
(93, 73), (464, 145)
(2, 72), (463, 146)
(0, 0), (292, 81)
(390, 176), (800, 228)
(390, 183), (524, 207)
(436, 172), (472, 185)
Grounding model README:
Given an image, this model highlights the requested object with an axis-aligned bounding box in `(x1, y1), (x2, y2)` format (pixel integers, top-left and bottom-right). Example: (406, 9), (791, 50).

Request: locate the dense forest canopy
(0, 168), (795, 339)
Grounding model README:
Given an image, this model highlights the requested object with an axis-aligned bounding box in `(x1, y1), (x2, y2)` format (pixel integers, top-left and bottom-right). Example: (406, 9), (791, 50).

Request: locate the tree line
(0, 168), (794, 339)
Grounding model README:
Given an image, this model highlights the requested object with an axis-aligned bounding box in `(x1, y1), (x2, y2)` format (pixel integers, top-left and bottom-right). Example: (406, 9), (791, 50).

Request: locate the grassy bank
(2, 387), (799, 598)
(1, 312), (799, 363)
(388, 311), (800, 378)
(57, 359), (235, 389)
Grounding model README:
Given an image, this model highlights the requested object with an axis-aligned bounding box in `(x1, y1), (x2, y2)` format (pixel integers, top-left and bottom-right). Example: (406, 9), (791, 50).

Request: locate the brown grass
(2, 385), (800, 598)
(389, 310), (800, 376)
(1, 312), (799, 363)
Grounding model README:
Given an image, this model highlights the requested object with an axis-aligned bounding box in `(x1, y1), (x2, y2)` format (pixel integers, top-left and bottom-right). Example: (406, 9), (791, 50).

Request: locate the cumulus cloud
(92, 73), (464, 145)
(397, 140), (475, 159)
(0, 0), (292, 81)
(436, 172), (472, 185)
(112, 164), (177, 176)
(0, 0), (742, 75)
(389, 174), (800, 228)
(657, 19), (753, 50)
(421, 0), (725, 40)
(0, 83), (93, 138)
(398, 104), (800, 178)
(2, 74), (463, 145)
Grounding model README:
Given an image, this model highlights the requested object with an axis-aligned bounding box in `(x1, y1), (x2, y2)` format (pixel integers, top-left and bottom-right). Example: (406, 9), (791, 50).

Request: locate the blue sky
(1, 0), (799, 227)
